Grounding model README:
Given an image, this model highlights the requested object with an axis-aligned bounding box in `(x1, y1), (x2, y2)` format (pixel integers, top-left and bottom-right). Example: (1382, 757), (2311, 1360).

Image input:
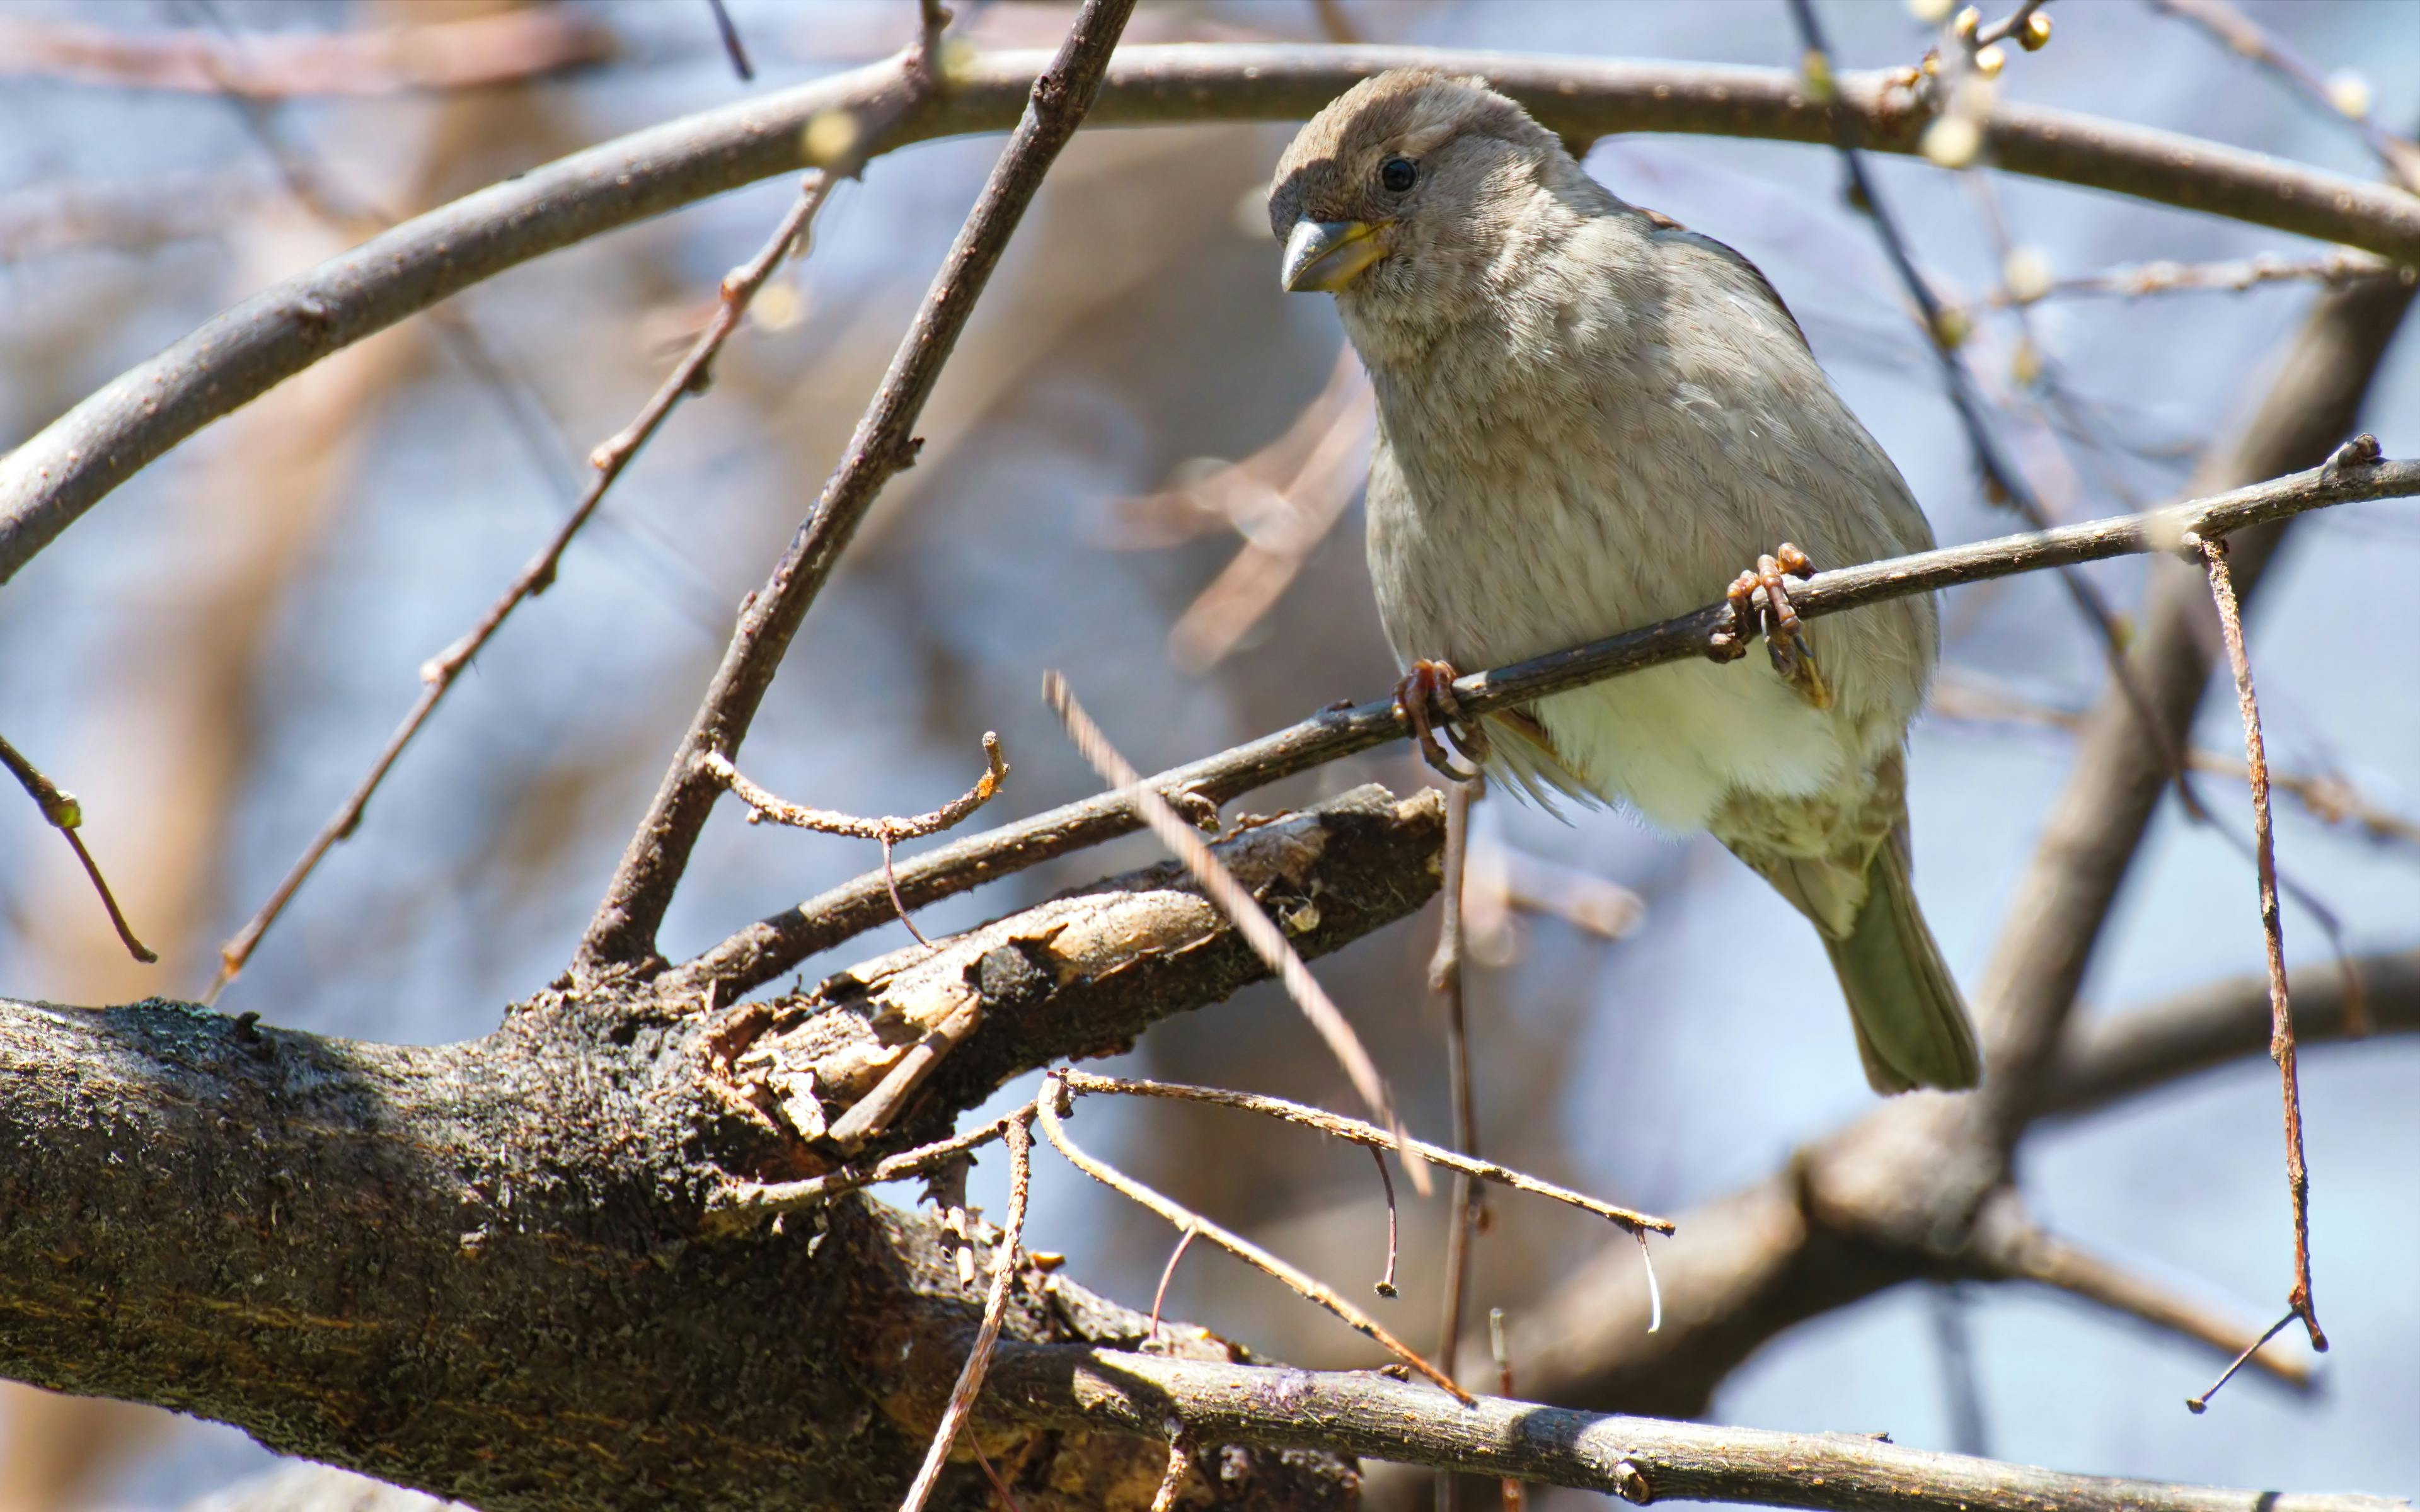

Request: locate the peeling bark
(0, 786), (1441, 1509)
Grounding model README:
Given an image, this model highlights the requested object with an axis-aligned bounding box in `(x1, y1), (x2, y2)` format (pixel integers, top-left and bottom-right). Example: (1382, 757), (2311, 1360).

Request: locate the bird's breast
(1363, 357), (1721, 673)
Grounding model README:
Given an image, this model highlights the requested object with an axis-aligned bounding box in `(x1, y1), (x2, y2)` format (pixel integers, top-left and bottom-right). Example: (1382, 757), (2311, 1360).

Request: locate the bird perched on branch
(1270, 70), (1980, 1092)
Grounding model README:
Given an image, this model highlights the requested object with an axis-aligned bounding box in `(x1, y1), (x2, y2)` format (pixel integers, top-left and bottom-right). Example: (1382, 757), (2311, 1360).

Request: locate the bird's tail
(1823, 835), (1982, 1093)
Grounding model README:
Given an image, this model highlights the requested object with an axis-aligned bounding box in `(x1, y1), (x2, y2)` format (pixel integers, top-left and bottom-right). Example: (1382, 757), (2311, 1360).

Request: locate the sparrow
(1270, 70), (1980, 1092)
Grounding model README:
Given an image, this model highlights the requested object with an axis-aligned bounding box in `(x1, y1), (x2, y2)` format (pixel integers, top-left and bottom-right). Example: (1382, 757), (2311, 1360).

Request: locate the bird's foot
(1714, 543), (1832, 711)
(1393, 659), (1489, 782)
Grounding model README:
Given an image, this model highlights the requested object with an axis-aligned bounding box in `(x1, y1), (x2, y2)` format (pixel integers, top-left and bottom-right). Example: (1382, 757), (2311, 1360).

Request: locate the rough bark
(0, 788), (1439, 1510)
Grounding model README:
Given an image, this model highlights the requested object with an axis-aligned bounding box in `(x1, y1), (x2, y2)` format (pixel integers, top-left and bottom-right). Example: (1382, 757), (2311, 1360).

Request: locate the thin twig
(900, 1114), (1033, 1512)
(1150, 1430), (1195, 1512)
(2186, 1310), (2296, 1415)
(2198, 536), (2325, 1357)
(1036, 1072), (1474, 1403)
(703, 0), (754, 82)
(1044, 670), (1431, 1196)
(1054, 1072), (1671, 1236)
(701, 734), (1008, 944)
(2148, 0), (2420, 191)
(705, 736), (1006, 844)
(972, 1445), (1024, 1512)
(1430, 778), (1477, 1512)
(1489, 1308), (1527, 1512)
(1962, 249), (2399, 312)
(677, 454), (2420, 1000)
(1369, 1146), (1400, 1299)
(167, 8), (732, 645)
(0, 731), (155, 963)
(1973, 0), (2053, 49)
(576, 0), (1139, 976)
(916, 0), (952, 76)
(1928, 1285), (1990, 1457)
(706, 1110), (1018, 1228)
(1148, 1223), (1200, 1344)
(205, 169), (849, 1003)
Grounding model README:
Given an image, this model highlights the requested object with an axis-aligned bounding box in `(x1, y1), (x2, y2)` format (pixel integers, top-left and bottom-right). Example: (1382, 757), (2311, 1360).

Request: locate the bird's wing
(1636, 209), (1813, 354)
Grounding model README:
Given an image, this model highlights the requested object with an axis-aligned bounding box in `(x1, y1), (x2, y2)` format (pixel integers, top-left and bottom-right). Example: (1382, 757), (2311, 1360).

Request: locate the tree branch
(2044, 947), (2420, 1118)
(0, 728), (156, 963)
(676, 449), (2419, 999)
(1964, 1190), (2310, 1389)
(0, 782), (1441, 1508)
(574, 0), (1139, 976)
(10, 45), (2419, 586)
(0, 9), (615, 97)
(985, 1348), (2406, 1512)
(706, 784), (1443, 1177)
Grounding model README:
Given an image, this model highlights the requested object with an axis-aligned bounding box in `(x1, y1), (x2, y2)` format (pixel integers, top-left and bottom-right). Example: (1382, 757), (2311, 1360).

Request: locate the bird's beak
(1281, 218), (1388, 293)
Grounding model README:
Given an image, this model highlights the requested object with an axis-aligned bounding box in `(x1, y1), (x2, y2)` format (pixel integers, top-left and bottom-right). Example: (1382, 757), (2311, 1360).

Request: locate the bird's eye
(1379, 158), (1418, 193)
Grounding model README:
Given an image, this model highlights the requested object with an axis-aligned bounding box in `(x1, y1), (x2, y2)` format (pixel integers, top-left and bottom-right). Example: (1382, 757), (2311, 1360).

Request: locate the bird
(1269, 69), (1980, 1092)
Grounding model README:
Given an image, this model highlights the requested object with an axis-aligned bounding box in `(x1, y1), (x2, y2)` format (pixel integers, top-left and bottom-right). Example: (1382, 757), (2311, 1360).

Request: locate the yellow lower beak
(1281, 219), (1387, 293)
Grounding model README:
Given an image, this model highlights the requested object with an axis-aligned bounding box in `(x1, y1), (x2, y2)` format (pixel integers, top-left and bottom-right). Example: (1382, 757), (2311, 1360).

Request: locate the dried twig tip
(1, 730), (156, 965)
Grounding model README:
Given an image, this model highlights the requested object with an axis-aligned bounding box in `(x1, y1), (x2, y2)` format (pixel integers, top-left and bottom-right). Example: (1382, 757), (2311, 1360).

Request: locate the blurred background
(1, 0), (2414, 1506)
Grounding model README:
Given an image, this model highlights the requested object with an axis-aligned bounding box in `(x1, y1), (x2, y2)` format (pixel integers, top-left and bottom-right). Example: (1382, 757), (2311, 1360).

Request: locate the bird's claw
(1394, 659), (1488, 781)
(1715, 543), (1832, 711)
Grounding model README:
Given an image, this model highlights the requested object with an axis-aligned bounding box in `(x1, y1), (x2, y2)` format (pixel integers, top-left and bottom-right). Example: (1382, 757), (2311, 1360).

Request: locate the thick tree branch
(705, 784), (1444, 1178)
(9, 45), (2418, 586)
(2044, 947), (2420, 1118)
(0, 783), (1439, 1509)
(677, 449), (2419, 999)
(575, 0), (1138, 976)
(985, 1348), (2405, 1512)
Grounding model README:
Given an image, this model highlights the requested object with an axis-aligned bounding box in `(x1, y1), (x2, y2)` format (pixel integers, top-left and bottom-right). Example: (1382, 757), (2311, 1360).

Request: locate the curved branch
(2044, 947), (2420, 1118)
(0, 9), (618, 96)
(8, 44), (2418, 585)
(986, 1346), (2406, 1512)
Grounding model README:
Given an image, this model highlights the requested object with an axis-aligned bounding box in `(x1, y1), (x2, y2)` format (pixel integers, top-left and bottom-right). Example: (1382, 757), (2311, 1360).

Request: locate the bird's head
(1268, 69), (1576, 321)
